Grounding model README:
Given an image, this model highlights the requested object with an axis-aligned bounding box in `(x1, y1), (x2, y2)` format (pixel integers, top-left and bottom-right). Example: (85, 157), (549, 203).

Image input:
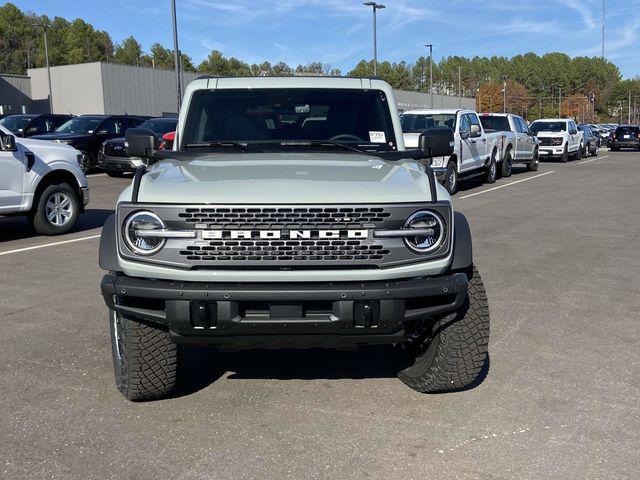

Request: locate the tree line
(1, 2), (637, 121)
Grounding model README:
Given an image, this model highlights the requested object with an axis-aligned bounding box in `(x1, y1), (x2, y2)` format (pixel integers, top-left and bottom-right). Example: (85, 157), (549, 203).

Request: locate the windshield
(530, 121), (566, 134)
(55, 117), (104, 134)
(400, 113), (456, 133)
(181, 88), (397, 151)
(140, 119), (177, 136)
(0, 115), (35, 132)
(479, 115), (510, 132)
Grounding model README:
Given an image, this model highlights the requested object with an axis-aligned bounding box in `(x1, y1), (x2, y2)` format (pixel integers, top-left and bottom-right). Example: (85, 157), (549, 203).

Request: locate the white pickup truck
(529, 118), (583, 162)
(401, 109), (507, 194)
(479, 113), (540, 175)
(0, 125), (89, 235)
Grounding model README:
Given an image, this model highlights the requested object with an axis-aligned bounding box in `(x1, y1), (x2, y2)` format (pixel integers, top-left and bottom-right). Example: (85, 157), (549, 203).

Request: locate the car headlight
(431, 157), (446, 168)
(403, 210), (445, 253)
(123, 211), (166, 255)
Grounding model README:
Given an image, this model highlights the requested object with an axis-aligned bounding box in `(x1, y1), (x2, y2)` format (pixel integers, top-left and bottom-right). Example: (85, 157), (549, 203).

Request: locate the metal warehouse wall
(28, 63), (105, 115)
(0, 74), (34, 115)
(394, 89), (475, 112)
(100, 63), (198, 117)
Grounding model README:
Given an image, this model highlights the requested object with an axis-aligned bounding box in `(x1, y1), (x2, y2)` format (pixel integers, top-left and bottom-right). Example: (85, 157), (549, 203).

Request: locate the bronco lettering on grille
(201, 229), (369, 240)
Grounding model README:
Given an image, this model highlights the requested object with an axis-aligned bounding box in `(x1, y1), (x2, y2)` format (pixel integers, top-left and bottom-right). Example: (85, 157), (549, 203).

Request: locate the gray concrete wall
(101, 63), (198, 117)
(393, 89), (475, 112)
(28, 63), (104, 115)
(0, 74), (34, 115)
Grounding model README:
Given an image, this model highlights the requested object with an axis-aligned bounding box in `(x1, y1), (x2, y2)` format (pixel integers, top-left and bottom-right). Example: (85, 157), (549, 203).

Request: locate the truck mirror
(125, 128), (159, 158)
(0, 133), (17, 152)
(470, 124), (481, 137)
(418, 127), (454, 158)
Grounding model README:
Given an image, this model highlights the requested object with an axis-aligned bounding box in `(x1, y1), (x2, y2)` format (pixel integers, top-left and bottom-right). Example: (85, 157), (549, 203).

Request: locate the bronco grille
(177, 207), (391, 229)
(104, 143), (127, 157)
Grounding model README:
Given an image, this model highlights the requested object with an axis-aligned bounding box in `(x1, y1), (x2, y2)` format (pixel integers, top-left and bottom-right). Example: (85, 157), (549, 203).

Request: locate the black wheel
(110, 310), (179, 401)
(393, 266), (490, 393)
(501, 149), (513, 178)
(526, 148), (539, 171)
(106, 171), (126, 178)
(580, 142), (587, 159)
(30, 182), (80, 235)
(483, 151), (497, 184)
(445, 161), (458, 195)
(78, 151), (91, 174)
(560, 145), (568, 163)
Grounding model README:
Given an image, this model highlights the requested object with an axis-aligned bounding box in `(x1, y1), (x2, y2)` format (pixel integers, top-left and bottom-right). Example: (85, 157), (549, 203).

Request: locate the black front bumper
(101, 273), (468, 349)
(98, 153), (140, 172)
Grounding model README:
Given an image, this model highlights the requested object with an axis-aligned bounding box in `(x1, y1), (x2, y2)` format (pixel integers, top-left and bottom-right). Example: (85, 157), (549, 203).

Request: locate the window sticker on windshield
(265, 119), (275, 130)
(369, 131), (386, 143)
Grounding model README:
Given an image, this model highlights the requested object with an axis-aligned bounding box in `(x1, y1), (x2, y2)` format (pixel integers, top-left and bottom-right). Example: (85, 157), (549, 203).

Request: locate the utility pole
(539, 97), (543, 118)
(458, 66), (462, 107)
(425, 44), (433, 108)
(171, 0), (182, 112)
(628, 90), (632, 124)
(363, 3), (385, 76)
(33, 24), (53, 113)
(501, 75), (507, 113)
(558, 87), (562, 117)
(171, 0), (182, 113)
(602, 0), (606, 59)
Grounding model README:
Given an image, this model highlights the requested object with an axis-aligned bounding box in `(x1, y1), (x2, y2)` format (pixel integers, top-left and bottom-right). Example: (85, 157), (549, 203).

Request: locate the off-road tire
(30, 182), (80, 235)
(483, 152), (497, 184)
(501, 149), (513, 178)
(526, 148), (539, 171)
(110, 311), (179, 401)
(576, 142), (585, 160)
(396, 266), (490, 393)
(445, 161), (458, 195)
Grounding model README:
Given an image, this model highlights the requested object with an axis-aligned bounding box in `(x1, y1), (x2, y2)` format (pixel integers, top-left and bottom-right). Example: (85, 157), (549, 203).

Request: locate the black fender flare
(99, 214), (121, 271)
(451, 211), (472, 270)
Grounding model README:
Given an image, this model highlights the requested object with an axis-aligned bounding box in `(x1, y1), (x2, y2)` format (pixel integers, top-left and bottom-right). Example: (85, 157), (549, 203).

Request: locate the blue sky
(12, 0), (640, 78)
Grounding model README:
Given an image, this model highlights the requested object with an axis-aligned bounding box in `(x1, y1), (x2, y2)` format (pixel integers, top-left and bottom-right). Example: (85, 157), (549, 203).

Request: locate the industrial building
(1, 62), (474, 117)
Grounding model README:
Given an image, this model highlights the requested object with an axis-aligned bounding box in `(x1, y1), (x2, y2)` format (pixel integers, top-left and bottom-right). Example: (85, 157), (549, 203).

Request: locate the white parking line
(578, 155), (610, 165)
(0, 234), (101, 257)
(87, 173), (108, 177)
(459, 171), (555, 199)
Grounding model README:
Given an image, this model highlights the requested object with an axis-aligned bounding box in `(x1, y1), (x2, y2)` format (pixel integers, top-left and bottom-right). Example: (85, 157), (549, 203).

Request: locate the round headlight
(403, 210), (445, 253)
(124, 211), (166, 255)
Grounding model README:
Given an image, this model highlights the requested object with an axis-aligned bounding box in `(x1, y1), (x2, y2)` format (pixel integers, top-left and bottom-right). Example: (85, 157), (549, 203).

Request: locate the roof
(531, 118), (571, 122)
(401, 109), (465, 115)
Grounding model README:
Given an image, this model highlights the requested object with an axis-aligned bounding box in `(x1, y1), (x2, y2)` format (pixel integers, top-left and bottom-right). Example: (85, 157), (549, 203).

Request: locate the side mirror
(470, 124), (481, 137)
(125, 128), (159, 158)
(418, 126), (454, 158)
(1, 133), (17, 152)
(459, 128), (469, 140)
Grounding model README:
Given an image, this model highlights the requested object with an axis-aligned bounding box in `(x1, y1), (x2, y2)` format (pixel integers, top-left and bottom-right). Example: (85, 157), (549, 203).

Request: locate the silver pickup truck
(99, 77), (490, 401)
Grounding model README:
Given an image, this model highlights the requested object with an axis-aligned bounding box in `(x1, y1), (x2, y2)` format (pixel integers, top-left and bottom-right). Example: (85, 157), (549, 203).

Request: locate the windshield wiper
(184, 142), (247, 152)
(280, 140), (368, 154)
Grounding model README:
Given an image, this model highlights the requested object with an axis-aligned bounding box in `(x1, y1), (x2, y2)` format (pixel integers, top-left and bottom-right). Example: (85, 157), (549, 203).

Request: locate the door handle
(470, 139), (477, 144)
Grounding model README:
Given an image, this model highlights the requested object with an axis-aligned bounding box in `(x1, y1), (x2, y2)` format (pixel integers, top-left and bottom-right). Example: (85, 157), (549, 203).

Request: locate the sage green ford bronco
(100, 76), (490, 401)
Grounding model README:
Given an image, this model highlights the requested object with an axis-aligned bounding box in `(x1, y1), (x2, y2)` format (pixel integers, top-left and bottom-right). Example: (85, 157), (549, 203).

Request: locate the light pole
(171, 0), (182, 112)
(34, 23), (53, 113)
(501, 75), (507, 113)
(363, 2), (385, 76)
(425, 43), (433, 108)
(601, 0), (606, 59)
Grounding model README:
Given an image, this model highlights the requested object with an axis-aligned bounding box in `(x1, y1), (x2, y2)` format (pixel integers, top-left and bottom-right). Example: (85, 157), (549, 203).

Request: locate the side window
(98, 118), (122, 135)
(516, 117), (528, 134)
(413, 115), (427, 130)
(459, 114), (470, 134)
(467, 113), (481, 137)
(569, 121), (577, 134)
(51, 116), (70, 131)
(26, 116), (46, 134)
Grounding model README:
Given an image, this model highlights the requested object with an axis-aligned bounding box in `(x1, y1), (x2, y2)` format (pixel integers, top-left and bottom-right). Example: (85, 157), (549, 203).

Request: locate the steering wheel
(329, 134), (364, 142)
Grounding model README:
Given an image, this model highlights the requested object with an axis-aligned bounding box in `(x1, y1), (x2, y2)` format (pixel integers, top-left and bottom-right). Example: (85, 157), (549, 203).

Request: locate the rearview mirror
(0, 133), (17, 152)
(418, 127), (454, 158)
(470, 124), (481, 137)
(125, 128), (159, 158)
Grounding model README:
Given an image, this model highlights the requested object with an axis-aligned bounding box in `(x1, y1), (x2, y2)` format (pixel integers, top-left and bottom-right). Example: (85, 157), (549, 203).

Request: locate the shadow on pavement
(0, 208), (113, 242)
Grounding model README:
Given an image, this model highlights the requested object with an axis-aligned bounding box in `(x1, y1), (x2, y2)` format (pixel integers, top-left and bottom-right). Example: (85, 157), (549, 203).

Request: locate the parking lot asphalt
(1, 152), (639, 479)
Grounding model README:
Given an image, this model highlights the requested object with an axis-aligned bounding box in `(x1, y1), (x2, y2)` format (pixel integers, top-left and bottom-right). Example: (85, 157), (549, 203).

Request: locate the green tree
(113, 36), (148, 66)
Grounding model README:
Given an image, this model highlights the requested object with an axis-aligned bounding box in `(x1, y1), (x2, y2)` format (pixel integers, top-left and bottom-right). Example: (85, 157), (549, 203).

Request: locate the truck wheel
(560, 145), (568, 163)
(109, 310), (179, 401)
(527, 149), (539, 171)
(394, 266), (490, 393)
(445, 161), (458, 195)
(580, 142), (587, 158)
(30, 182), (80, 235)
(483, 152), (497, 184)
(501, 149), (513, 178)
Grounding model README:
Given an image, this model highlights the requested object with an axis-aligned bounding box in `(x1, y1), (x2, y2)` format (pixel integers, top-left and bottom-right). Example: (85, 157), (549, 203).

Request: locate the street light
(363, 2), (385, 76)
(171, 0), (182, 113)
(501, 75), (507, 113)
(425, 43), (433, 108)
(33, 23), (53, 114)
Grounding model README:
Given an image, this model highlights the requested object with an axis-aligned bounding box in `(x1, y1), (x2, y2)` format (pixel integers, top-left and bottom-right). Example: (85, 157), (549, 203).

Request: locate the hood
(31, 132), (91, 141)
(125, 152), (439, 204)
(534, 131), (566, 138)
